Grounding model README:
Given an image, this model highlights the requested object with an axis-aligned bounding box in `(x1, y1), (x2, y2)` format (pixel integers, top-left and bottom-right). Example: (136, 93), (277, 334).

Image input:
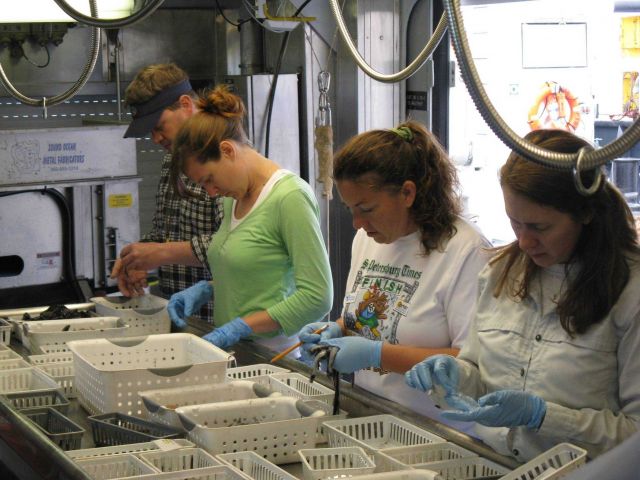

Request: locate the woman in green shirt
(166, 85), (333, 351)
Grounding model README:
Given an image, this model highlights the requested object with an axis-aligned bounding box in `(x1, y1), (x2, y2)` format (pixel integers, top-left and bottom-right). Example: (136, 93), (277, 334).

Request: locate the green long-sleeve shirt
(207, 173), (333, 337)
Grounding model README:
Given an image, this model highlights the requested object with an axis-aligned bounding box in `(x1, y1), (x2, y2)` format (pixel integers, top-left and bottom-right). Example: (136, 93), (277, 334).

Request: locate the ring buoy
(528, 81), (582, 131)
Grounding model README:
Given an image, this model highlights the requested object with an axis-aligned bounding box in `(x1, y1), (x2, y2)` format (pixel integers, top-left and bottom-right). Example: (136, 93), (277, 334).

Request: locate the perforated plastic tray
(298, 446), (376, 480)
(0, 366), (63, 394)
(0, 346), (22, 361)
(136, 465), (250, 480)
(2, 388), (70, 413)
(324, 414), (445, 452)
(414, 456), (510, 479)
(35, 362), (76, 398)
(66, 439), (195, 460)
(226, 364), (289, 380)
(216, 451), (297, 480)
(0, 318), (11, 345)
(24, 407), (84, 450)
(375, 442), (478, 472)
(176, 397), (328, 464)
(75, 453), (158, 479)
(138, 446), (222, 473)
(140, 380), (280, 429)
(22, 317), (129, 354)
(67, 333), (231, 416)
(88, 412), (184, 447)
(0, 358), (31, 371)
(28, 351), (75, 365)
(91, 295), (171, 336)
(357, 472), (439, 480)
(267, 372), (334, 404)
(501, 443), (587, 480)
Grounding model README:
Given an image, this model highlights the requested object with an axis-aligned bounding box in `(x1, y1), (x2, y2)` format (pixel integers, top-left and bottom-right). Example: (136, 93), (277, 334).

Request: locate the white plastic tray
(28, 351), (75, 365)
(67, 333), (231, 416)
(324, 415), (445, 452)
(501, 443), (587, 480)
(0, 358), (32, 371)
(176, 397), (328, 464)
(227, 364), (289, 380)
(66, 439), (195, 460)
(35, 362), (76, 398)
(216, 451), (297, 480)
(357, 472), (439, 480)
(267, 372), (334, 404)
(140, 380), (281, 429)
(91, 295), (171, 336)
(415, 456), (510, 479)
(22, 317), (129, 354)
(138, 446), (222, 473)
(375, 442), (478, 472)
(298, 446), (376, 480)
(0, 366), (63, 394)
(75, 453), (158, 479)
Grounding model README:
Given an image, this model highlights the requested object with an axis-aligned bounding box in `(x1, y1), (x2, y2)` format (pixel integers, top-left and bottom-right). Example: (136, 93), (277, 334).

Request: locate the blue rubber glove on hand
(298, 321), (343, 364)
(202, 317), (252, 350)
(167, 280), (212, 328)
(441, 389), (547, 429)
(404, 355), (460, 396)
(319, 336), (383, 374)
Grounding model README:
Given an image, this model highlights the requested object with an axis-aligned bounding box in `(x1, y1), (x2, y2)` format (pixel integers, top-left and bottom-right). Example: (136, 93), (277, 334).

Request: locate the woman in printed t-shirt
(298, 120), (490, 426)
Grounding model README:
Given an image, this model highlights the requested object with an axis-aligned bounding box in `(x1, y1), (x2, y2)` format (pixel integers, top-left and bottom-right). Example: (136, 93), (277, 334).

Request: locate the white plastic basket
(0, 358), (32, 370)
(0, 347), (21, 361)
(28, 351), (75, 365)
(375, 442), (478, 472)
(324, 415), (445, 453)
(22, 317), (129, 354)
(138, 446), (222, 473)
(267, 373), (334, 404)
(216, 451), (297, 480)
(0, 366), (62, 394)
(75, 453), (158, 479)
(356, 472), (439, 480)
(227, 364), (290, 380)
(136, 465), (251, 480)
(66, 439), (195, 460)
(298, 447), (376, 480)
(415, 457), (510, 479)
(140, 380), (281, 429)
(67, 333), (231, 417)
(40, 344), (73, 354)
(176, 397), (327, 464)
(91, 295), (171, 336)
(501, 443), (587, 480)
(35, 363), (76, 398)
(0, 318), (11, 345)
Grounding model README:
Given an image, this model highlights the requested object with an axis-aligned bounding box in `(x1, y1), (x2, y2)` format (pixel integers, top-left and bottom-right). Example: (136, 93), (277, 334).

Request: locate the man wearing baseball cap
(111, 63), (222, 324)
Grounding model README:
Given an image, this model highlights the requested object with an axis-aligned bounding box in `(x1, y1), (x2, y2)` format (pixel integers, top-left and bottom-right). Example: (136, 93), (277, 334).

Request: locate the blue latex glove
(167, 280), (212, 328)
(318, 336), (383, 374)
(441, 389), (547, 430)
(202, 317), (252, 349)
(404, 355), (460, 396)
(298, 321), (343, 364)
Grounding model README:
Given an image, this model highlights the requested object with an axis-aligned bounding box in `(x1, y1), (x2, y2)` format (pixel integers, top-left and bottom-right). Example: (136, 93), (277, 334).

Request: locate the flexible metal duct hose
(53, 0), (165, 29)
(328, 0), (448, 83)
(444, 0), (640, 170)
(0, 0), (101, 108)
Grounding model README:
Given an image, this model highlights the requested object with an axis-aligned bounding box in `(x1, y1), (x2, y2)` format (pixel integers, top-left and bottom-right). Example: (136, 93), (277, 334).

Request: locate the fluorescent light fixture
(2, 0), (135, 23)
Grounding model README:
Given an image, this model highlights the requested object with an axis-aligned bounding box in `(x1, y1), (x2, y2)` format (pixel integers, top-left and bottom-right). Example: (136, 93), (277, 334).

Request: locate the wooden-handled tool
(270, 324), (329, 363)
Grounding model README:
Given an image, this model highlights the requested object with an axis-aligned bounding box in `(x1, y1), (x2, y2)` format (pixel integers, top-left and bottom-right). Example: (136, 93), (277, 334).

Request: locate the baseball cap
(123, 78), (193, 138)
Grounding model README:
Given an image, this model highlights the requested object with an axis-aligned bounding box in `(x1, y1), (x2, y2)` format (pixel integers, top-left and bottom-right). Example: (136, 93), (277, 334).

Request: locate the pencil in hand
(270, 324), (330, 363)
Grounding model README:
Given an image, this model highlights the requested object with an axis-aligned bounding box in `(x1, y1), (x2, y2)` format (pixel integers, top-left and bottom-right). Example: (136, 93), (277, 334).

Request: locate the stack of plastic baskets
(67, 333), (231, 417)
(139, 380), (281, 429)
(176, 397), (329, 464)
(91, 294), (171, 336)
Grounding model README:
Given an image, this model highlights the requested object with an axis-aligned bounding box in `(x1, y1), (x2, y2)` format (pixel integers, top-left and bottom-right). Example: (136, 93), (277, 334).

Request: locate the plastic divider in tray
(24, 406), (85, 450)
(374, 442), (479, 472)
(88, 412), (184, 447)
(324, 414), (446, 453)
(21, 317), (129, 354)
(0, 366), (63, 394)
(175, 397), (328, 464)
(298, 446), (376, 480)
(138, 447), (222, 473)
(500, 443), (587, 480)
(140, 380), (281, 430)
(216, 451), (298, 480)
(66, 439), (195, 460)
(67, 333), (231, 417)
(91, 295), (171, 336)
(2, 388), (70, 413)
(226, 364), (290, 380)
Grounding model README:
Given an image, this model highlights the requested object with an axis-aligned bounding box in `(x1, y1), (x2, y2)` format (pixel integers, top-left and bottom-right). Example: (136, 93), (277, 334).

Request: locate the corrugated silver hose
(328, 0), (448, 83)
(0, 0), (101, 108)
(444, 0), (640, 170)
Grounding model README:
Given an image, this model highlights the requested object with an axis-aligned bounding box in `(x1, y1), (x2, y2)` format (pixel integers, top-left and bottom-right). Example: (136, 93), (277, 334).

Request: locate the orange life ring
(528, 81), (582, 131)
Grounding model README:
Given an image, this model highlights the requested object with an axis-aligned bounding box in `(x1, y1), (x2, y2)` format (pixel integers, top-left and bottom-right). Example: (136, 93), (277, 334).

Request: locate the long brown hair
(333, 120), (461, 255)
(493, 129), (639, 335)
(170, 84), (252, 194)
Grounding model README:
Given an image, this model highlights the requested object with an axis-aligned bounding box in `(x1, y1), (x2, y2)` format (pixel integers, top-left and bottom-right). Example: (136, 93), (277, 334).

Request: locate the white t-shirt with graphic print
(343, 217), (490, 426)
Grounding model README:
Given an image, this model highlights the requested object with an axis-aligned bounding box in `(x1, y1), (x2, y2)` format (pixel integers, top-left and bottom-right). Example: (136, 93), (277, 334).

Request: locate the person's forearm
(161, 241), (203, 267)
(381, 343), (460, 374)
(242, 310), (282, 334)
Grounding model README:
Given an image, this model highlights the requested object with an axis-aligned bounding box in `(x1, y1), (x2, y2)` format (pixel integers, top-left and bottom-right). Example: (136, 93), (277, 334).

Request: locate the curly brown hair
(333, 120), (462, 255)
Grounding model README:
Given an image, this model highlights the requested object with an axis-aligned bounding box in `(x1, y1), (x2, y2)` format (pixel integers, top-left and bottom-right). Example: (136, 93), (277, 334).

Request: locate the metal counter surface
(0, 318), (519, 479)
